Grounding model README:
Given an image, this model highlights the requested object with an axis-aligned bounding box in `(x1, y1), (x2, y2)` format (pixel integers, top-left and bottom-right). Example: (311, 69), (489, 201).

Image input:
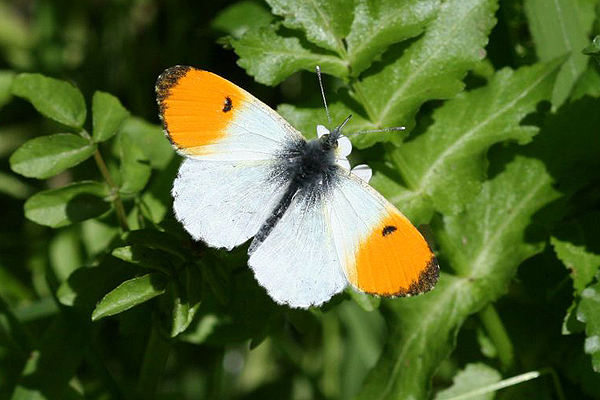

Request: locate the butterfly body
(157, 66), (439, 308)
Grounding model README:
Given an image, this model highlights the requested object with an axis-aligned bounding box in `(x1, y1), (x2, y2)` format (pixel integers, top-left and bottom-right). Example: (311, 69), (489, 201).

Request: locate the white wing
(248, 171), (438, 307)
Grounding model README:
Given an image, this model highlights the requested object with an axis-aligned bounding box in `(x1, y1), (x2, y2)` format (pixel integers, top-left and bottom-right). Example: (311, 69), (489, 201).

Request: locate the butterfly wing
(248, 169), (438, 307)
(157, 66), (304, 249)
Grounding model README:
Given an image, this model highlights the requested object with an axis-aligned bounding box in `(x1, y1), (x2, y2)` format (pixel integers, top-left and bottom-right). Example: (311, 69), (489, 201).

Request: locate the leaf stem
(137, 320), (171, 399)
(478, 304), (514, 372)
(92, 148), (129, 231)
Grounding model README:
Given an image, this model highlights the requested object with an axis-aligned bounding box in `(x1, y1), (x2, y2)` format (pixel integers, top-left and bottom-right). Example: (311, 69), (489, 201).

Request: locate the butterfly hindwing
(248, 170), (438, 307)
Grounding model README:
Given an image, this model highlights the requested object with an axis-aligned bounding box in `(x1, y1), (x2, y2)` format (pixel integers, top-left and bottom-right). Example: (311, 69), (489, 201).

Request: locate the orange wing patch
(351, 209), (439, 296)
(156, 66), (246, 153)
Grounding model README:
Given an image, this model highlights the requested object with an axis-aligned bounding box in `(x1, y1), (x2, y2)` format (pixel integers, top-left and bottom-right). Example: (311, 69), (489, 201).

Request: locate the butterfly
(156, 66), (439, 308)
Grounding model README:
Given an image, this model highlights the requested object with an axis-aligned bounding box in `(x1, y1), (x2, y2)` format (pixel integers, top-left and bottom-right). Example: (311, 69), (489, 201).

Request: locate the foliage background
(1, 0), (600, 399)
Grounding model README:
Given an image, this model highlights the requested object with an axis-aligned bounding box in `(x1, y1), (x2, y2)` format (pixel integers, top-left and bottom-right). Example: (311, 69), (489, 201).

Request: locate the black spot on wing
(223, 96), (233, 112)
(382, 225), (397, 236)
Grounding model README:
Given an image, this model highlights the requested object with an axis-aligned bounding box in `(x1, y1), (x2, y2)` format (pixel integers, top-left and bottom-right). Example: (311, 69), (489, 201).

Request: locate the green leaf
(111, 245), (183, 274)
(92, 91), (130, 143)
(123, 229), (190, 260)
(170, 266), (202, 337)
(434, 363), (502, 400)
(577, 280), (600, 372)
(211, 0), (274, 39)
(583, 35), (600, 60)
(345, 0), (441, 75)
(118, 117), (173, 169)
(11, 73), (86, 128)
(231, 24), (348, 85)
(91, 273), (169, 321)
(524, 0), (598, 106)
(357, 0), (499, 139)
(0, 171), (32, 199)
(266, 0), (352, 55)
(118, 130), (151, 194)
(11, 311), (91, 400)
(24, 181), (110, 228)
(9, 133), (95, 179)
(357, 156), (561, 399)
(0, 70), (15, 109)
(551, 212), (600, 295)
(377, 60), (561, 223)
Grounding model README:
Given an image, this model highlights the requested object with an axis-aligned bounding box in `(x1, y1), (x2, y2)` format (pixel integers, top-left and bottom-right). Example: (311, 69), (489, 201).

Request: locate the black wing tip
(368, 255), (440, 298)
(155, 65), (193, 103)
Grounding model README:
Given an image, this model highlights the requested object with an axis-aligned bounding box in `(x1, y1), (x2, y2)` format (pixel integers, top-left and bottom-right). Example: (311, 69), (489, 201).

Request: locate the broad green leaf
(577, 280), (600, 372)
(524, 0), (599, 106)
(358, 0), (499, 144)
(551, 212), (600, 295)
(91, 273), (169, 320)
(111, 245), (183, 274)
(11, 73), (86, 128)
(266, 0), (352, 55)
(0, 70), (15, 109)
(277, 100), (372, 140)
(118, 130), (151, 194)
(231, 24), (348, 85)
(92, 91), (130, 143)
(211, 0), (274, 39)
(24, 181), (110, 228)
(346, 0), (441, 74)
(434, 363), (502, 400)
(119, 117), (173, 169)
(9, 133), (95, 179)
(357, 156), (561, 399)
(376, 60), (561, 223)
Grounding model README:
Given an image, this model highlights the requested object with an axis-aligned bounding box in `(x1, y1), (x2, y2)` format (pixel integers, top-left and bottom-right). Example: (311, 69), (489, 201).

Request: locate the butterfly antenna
(316, 66), (332, 125)
(348, 126), (406, 137)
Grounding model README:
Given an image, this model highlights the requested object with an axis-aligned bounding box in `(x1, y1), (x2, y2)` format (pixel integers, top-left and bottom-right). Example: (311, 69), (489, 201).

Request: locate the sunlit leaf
(24, 181), (110, 228)
(92, 91), (130, 143)
(11, 73), (86, 128)
(91, 273), (169, 321)
(10, 133), (95, 179)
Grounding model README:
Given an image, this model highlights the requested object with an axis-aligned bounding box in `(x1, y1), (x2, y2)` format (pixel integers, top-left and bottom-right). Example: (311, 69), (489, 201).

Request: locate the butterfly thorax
(250, 136), (341, 254)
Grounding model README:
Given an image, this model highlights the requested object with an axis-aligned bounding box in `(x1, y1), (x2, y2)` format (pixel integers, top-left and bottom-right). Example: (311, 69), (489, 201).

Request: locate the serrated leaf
(24, 181), (110, 228)
(524, 0), (598, 106)
(118, 117), (173, 169)
(358, 0), (498, 141)
(11, 73), (86, 128)
(357, 156), (561, 399)
(266, 0), (352, 54)
(434, 363), (502, 400)
(118, 130), (151, 194)
(92, 91), (130, 143)
(577, 281), (600, 372)
(551, 212), (600, 295)
(9, 133), (95, 179)
(377, 60), (561, 223)
(346, 0), (441, 74)
(91, 273), (169, 321)
(211, 0), (274, 38)
(232, 24), (348, 85)
(0, 70), (15, 109)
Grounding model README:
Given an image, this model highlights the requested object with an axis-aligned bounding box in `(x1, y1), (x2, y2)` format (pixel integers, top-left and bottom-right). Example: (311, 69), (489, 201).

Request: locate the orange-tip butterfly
(156, 66), (439, 308)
